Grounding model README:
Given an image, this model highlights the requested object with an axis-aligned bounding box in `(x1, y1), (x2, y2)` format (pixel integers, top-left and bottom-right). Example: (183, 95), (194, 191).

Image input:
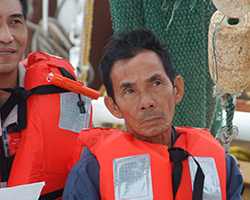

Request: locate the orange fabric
(70, 127), (226, 200)
(7, 52), (92, 196)
(174, 127), (227, 200)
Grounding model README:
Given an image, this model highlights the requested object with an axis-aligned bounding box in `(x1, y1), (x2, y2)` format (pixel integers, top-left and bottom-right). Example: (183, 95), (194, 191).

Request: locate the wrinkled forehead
(111, 51), (170, 91)
(111, 50), (166, 77)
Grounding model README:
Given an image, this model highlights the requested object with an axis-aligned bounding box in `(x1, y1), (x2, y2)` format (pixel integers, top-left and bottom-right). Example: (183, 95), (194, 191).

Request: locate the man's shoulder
(175, 126), (211, 134)
(78, 127), (127, 141)
(81, 127), (125, 133)
(63, 151), (101, 200)
(72, 150), (99, 173)
(175, 126), (217, 141)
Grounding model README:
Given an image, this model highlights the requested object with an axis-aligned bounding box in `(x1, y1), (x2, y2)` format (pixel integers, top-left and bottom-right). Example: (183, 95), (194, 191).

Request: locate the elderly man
(63, 27), (243, 199)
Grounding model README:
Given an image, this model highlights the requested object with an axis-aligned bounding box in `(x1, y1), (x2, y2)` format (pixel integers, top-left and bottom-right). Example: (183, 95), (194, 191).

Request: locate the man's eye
(11, 20), (21, 24)
(125, 89), (134, 94)
(153, 81), (161, 86)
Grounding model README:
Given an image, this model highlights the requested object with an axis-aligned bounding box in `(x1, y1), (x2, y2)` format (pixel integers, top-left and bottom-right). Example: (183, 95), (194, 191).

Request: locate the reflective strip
(59, 93), (91, 133)
(113, 154), (153, 200)
(188, 157), (222, 200)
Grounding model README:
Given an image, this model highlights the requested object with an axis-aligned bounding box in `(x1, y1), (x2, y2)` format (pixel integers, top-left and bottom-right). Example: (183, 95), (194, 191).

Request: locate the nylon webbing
(168, 147), (204, 200)
(39, 188), (64, 200)
(0, 86), (32, 130)
(58, 67), (76, 81)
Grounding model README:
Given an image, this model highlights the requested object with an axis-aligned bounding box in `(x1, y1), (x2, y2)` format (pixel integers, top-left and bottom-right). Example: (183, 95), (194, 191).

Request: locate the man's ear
(104, 96), (124, 119)
(173, 75), (184, 105)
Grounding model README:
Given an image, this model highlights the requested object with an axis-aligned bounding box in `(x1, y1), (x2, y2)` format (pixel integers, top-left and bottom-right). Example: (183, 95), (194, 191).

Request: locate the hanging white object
(91, 97), (124, 127)
(212, 0), (250, 18)
(42, 0), (49, 33)
(56, 0), (85, 35)
(208, 10), (250, 94)
(222, 110), (250, 142)
(56, 0), (95, 84)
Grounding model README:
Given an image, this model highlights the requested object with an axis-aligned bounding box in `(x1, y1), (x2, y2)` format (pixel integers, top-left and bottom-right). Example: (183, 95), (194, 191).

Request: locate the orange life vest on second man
(70, 126), (227, 200)
(5, 52), (92, 199)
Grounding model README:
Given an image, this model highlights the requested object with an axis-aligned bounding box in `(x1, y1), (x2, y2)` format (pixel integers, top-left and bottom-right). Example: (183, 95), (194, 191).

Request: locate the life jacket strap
(39, 188), (64, 200)
(168, 147), (205, 200)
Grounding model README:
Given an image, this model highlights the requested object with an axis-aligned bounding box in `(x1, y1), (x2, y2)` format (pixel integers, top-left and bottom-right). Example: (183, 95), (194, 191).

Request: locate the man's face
(105, 50), (183, 142)
(0, 0), (27, 74)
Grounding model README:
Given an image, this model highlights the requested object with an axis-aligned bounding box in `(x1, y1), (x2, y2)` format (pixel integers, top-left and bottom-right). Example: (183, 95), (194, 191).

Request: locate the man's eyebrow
(10, 13), (24, 18)
(119, 82), (135, 90)
(118, 74), (164, 90)
(146, 74), (163, 83)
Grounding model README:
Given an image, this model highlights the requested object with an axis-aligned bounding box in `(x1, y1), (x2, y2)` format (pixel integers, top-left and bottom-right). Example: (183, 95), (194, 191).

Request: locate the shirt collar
(18, 62), (26, 87)
(172, 125), (179, 145)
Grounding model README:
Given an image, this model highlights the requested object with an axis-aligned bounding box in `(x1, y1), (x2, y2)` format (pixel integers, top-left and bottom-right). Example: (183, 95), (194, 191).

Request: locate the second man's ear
(104, 96), (124, 119)
(173, 75), (184, 105)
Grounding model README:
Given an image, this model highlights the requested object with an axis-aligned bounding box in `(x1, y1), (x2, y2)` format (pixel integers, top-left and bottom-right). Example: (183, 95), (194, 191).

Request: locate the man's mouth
(141, 117), (161, 125)
(0, 47), (16, 55)
(0, 51), (14, 54)
(0, 49), (16, 57)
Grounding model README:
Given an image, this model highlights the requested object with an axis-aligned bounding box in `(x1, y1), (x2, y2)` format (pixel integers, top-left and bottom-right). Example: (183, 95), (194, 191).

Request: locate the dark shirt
(1, 138), (14, 183)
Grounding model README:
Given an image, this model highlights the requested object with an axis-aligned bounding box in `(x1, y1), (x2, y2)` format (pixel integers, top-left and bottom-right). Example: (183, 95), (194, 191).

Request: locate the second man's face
(105, 50), (183, 142)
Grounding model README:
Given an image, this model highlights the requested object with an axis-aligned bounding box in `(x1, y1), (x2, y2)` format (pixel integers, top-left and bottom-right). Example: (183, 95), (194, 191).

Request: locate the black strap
(168, 147), (205, 200)
(191, 155), (205, 200)
(58, 67), (76, 81)
(168, 147), (188, 199)
(1, 87), (31, 120)
(1, 86), (32, 130)
(39, 188), (64, 200)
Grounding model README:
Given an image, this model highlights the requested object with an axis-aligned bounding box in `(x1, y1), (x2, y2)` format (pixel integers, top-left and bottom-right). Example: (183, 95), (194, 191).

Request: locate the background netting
(108, 0), (222, 136)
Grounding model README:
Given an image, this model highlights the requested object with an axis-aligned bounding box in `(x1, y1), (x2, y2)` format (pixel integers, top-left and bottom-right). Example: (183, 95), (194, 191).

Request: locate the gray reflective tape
(113, 154), (153, 200)
(188, 157), (222, 200)
(59, 92), (91, 133)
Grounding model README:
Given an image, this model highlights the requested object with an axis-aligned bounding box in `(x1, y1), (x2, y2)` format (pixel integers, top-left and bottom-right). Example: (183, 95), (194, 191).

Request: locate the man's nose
(0, 24), (14, 44)
(139, 93), (156, 110)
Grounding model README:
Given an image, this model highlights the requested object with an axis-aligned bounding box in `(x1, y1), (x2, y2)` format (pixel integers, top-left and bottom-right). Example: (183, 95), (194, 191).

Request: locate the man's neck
(131, 127), (173, 146)
(0, 68), (18, 98)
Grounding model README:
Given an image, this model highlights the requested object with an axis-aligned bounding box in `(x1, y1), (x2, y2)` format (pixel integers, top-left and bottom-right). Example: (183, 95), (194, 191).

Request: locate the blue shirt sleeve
(225, 153), (244, 200)
(62, 152), (100, 200)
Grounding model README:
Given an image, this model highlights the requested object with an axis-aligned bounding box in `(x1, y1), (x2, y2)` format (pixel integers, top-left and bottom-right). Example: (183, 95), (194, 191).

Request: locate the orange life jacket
(69, 127), (227, 200)
(6, 52), (92, 199)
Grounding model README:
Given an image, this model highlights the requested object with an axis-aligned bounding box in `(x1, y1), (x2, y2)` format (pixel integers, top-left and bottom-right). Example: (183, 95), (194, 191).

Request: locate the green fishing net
(108, 0), (222, 136)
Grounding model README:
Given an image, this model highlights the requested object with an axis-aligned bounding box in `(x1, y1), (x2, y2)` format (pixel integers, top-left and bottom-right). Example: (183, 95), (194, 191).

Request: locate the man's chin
(136, 127), (166, 138)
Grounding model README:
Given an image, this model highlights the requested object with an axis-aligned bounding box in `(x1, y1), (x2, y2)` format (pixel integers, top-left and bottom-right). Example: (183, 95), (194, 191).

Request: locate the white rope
(30, 17), (73, 60)
(220, 125), (239, 153)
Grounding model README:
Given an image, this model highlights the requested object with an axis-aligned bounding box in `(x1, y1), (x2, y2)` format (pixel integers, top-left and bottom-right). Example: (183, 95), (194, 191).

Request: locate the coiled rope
(27, 0), (95, 84)
(28, 17), (73, 60)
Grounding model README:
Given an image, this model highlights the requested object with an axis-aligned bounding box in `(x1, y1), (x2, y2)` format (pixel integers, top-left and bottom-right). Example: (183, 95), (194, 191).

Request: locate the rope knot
(168, 147), (188, 162)
(13, 86), (32, 99)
